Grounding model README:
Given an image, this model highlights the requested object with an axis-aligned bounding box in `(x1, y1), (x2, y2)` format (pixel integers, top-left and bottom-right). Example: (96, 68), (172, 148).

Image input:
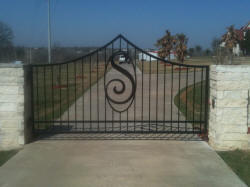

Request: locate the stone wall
(209, 65), (249, 150)
(0, 64), (33, 150)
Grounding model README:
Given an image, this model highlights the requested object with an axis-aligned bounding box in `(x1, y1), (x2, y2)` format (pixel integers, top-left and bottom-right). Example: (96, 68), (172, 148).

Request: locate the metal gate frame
(30, 34), (209, 135)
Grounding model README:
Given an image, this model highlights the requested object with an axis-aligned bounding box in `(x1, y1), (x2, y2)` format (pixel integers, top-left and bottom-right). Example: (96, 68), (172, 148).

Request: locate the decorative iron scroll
(104, 51), (136, 113)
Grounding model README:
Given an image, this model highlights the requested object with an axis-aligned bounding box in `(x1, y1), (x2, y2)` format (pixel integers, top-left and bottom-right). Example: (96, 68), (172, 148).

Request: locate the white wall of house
(138, 52), (175, 62)
(138, 52), (158, 61)
(233, 44), (241, 56)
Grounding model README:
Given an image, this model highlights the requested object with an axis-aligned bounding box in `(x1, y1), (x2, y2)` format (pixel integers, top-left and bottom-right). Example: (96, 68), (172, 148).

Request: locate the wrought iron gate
(31, 35), (209, 134)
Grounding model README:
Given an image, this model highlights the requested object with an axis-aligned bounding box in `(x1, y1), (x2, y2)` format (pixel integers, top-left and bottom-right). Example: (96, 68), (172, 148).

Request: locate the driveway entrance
(0, 141), (246, 187)
(31, 34), (209, 135)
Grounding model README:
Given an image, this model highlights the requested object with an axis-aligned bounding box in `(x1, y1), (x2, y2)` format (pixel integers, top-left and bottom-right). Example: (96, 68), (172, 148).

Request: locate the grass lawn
(174, 81), (206, 131)
(33, 60), (111, 130)
(174, 81), (250, 186)
(0, 150), (19, 167)
(217, 150), (250, 186)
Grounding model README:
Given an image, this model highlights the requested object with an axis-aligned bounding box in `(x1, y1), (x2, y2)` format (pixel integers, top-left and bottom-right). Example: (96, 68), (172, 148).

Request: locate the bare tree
(221, 25), (240, 64)
(175, 34), (188, 63)
(188, 48), (194, 57)
(155, 30), (176, 60)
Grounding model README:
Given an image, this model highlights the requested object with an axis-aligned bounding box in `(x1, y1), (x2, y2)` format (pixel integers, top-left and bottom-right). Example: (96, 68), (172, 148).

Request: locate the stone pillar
(0, 64), (33, 150)
(209, 65), (249, 150)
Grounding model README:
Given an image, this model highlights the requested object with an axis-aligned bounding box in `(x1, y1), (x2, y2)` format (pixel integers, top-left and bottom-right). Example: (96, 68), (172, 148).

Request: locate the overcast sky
(0, 0), (249, 49)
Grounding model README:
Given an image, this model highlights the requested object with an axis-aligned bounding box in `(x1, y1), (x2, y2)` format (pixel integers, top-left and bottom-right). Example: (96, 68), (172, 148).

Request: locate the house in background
(220, 21), (250, 56)
(138, 50), (176, 62)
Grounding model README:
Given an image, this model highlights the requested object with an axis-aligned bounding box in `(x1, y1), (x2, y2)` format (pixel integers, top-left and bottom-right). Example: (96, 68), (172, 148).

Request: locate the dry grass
(137, 60), (200, 74)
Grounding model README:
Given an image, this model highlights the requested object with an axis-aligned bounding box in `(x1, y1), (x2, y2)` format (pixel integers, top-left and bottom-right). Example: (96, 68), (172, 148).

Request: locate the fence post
(208, 65), (249, 150)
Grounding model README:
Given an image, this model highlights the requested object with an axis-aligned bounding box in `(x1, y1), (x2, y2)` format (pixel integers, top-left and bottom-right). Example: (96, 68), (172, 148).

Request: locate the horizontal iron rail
(34, 130), (204, 134)
(34, 120), (205, 124)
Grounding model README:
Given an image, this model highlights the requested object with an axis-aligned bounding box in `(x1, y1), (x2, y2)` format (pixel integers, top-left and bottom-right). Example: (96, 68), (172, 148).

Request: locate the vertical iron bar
(185, 68), (188, 132)
(43, 66), (46, 124)
(120, 112), (121, 132)
(200, 68), (204, 133)
(36, 67), (39, 129)
(30, 66), (35, 134)
(104, 48), (107, 132)
(127, 110), (128, 132)
(51, 65), (54, 129)
(111, 42), (114, 132)
(156, 59), (159, 131)
(97, 51), (99, 131)
(74, 62), (77, 129)
(66, 64), (69, 129)
(163, 62), (166, 131)
(141, 54), (144, 132)
(134, 48), (136, 132)
(171, 65), (173, 131)
(59, 65), (62, 128)
(193, 67), (196, 133)
(149, 56), (151, 131)
(126, 42), (129, 131)
(204, 66), (209, 134)
(178, 66), (181, 132)
(89, 56), (92, 131)
(82, 58), (84, 131)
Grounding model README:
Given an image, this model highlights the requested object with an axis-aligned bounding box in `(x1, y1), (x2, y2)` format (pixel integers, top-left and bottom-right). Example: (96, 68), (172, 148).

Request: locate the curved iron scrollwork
(104, 51), (136, 113)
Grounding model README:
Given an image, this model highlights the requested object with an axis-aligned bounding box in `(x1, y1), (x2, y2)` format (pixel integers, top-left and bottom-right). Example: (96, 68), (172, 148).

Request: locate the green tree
(155, 30), (176, 60)
(0, 21), (13, 47)
(175, 33), (188, 63)
(0, 21), (14, 62)
(204, 49), (211, 56)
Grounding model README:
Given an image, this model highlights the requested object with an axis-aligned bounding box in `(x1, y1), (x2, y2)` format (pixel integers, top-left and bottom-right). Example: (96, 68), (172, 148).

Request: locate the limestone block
(18, 135), (24, 145)
(0, 120), (19, 129)
(209, 139), (248, 151)
(0, 86), (19, 95)
(223, 125), (248, 133)
(0, 76), (19, 84)
(216, 80), (250, 91)
(0, 103), (17, 112)
(215, 65), (250, 73)
(216, 91), (248, 107)
(0, 111), (23, 120)
(18, 85), (24, 95)
(0, 68), (24, 77)
(0, 94), (19, 102)
(215, 108), (247, 126)
(216, 72), (250, 81)
(221, 133), (248, 141)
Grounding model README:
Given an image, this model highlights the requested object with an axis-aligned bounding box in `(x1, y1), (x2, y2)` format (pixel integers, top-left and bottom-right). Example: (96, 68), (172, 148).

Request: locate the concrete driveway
(0, 140), (246, 187)
(58, 64), (204, 132)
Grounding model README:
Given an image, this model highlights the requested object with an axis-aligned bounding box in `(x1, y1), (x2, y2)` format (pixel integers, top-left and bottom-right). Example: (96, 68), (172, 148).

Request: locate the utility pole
(48, 0), (52, 64)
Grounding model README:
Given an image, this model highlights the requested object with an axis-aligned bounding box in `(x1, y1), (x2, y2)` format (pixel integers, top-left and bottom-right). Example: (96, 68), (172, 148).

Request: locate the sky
(0, 0), (249, 49)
